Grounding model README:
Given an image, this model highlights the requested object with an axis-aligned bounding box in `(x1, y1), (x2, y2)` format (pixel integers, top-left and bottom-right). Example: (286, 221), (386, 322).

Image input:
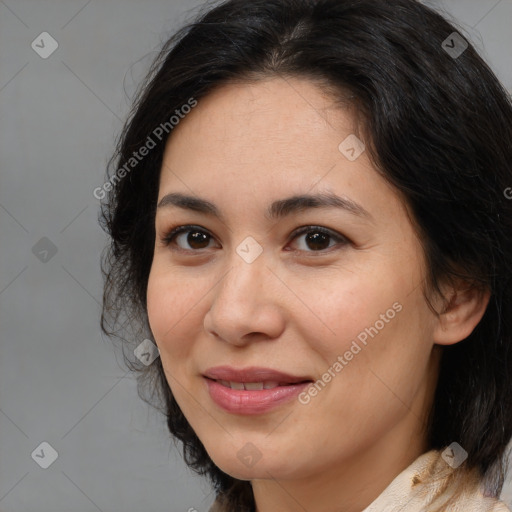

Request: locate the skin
(146, 77), (489, 512)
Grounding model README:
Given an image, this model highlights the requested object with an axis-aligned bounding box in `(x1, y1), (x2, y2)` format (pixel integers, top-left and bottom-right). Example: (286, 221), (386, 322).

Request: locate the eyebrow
(157, 191), (373, 222)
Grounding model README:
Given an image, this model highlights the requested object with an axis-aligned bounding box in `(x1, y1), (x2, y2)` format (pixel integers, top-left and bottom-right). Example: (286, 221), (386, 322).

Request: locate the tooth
(218, 380), (230, 388)
(263, 381), (279, 389)
(230, 381), (245, 390)
(244, 382), (264, 390)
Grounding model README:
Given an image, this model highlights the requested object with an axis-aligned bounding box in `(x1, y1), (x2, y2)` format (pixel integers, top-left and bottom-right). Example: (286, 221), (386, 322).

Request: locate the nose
(203, 250), (286, 347)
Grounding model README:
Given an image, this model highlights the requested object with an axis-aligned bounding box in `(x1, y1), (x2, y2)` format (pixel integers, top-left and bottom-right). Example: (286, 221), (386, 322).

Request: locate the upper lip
(203, 366), (313, 384)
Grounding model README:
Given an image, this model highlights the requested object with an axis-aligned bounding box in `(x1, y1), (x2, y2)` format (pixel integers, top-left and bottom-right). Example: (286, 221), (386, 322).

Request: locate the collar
(209, 449), (511, 511)
(362, 449), (511, 512)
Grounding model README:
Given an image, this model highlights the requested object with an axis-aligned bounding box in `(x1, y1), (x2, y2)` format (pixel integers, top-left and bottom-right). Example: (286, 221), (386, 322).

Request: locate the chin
(206, 445), (298, 481)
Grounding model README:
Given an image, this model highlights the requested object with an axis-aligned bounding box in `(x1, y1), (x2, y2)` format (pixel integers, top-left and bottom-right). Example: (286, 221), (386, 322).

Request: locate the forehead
(161, 78), (362, 182)
(157, 77), (407, 226)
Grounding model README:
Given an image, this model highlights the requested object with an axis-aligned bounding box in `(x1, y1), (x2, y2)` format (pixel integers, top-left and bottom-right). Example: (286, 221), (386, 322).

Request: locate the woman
(99, 0), (512, 510)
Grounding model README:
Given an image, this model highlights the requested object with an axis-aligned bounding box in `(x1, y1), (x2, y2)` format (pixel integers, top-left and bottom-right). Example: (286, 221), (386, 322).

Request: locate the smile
(214, 380), (298, 390)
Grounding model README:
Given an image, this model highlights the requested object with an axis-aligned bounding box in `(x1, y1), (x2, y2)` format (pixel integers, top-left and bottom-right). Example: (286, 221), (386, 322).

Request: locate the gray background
(0, 1), (511, 511)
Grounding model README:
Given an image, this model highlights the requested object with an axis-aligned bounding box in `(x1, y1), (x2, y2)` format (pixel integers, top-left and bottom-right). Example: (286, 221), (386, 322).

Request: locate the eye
(288, 226), (349, 253)
(160, 225), (349, 254)
(161, 225), (218, 251)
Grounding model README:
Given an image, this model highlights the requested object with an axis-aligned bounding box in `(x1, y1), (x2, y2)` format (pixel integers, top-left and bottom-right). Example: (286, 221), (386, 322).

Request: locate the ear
(433, 280), (491, 346)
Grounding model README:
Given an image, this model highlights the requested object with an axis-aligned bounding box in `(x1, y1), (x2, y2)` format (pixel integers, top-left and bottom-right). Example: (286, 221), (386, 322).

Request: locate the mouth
(202, 366), (314, 415)
(207, 379), (312, 390)
(203, 365), (313, 385)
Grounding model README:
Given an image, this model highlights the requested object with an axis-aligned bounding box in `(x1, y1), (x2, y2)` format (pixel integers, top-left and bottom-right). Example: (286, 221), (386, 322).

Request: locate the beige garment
(362, 450), (511, 512)
(209, 450), (511, 511)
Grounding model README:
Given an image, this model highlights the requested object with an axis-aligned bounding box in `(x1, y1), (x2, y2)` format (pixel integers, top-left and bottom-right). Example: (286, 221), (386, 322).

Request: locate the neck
(251, 412), (429, 512)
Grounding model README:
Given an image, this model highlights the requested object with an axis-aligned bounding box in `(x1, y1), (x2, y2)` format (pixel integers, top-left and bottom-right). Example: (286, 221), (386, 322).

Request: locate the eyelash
(160, 224), (350, 255)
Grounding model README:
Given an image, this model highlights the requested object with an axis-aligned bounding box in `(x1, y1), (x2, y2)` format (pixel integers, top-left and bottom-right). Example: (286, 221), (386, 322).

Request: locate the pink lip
(203, 366), (313, 415)
(203, 365), (311, 384)
(204, 378), (311, 415)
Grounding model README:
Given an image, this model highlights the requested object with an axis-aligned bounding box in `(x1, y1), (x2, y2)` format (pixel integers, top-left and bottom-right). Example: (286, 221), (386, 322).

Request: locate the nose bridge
(204, 241), (283, 343)
(216, 241), (268, 310)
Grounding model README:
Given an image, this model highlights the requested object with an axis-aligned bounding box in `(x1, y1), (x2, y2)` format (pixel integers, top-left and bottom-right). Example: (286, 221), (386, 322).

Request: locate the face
(147, 77), (441, 483)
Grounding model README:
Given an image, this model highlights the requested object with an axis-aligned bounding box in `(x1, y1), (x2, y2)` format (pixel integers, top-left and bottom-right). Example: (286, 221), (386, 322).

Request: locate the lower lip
(204, 378), (311, 415)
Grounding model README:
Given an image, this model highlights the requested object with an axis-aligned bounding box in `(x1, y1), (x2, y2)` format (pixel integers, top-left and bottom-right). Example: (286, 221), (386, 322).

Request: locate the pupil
(189, 231), (209, 249)
(306, 232), (329, 251)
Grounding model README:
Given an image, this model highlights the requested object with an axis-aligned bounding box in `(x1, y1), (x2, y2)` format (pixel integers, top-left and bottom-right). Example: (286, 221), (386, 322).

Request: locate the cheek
(303, 258), (433, 394)
(325, 288), (434, 418)
(297, 268), (403, 359)
(146, 270), (207, 413)
(146, 268), (199, 361)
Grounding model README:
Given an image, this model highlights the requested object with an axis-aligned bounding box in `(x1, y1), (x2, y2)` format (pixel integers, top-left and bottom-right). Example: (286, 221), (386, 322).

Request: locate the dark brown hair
(99, 0), (512, 509)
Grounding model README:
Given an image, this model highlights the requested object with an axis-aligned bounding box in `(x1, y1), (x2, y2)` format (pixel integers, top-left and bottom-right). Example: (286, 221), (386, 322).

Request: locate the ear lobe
(433, 283), (491, 346)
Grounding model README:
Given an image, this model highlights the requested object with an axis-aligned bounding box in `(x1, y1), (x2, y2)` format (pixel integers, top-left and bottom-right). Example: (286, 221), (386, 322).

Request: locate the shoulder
(446, 494), (512, 511)
(491, 501), (512, 512)
(363, 450), (512, 512)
